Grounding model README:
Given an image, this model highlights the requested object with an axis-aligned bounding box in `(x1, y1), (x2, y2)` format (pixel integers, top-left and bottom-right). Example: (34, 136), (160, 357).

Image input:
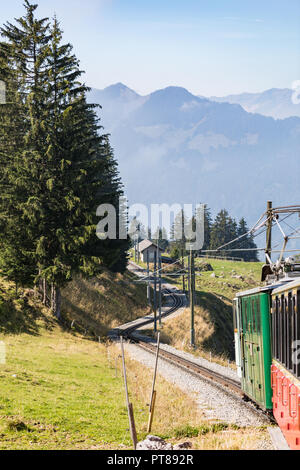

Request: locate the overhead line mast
(266, 200), (272, 264)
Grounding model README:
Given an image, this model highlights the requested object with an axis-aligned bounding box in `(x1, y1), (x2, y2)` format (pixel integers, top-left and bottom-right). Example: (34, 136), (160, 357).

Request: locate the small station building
(138, 240), (163, 263)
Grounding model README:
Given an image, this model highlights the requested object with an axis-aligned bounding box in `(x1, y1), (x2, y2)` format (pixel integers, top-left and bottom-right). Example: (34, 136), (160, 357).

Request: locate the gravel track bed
(125, 261), (274, 449)
(129, 262), (237, 381)
(158, 342), (240, 383)
(125, 341), (271, 428)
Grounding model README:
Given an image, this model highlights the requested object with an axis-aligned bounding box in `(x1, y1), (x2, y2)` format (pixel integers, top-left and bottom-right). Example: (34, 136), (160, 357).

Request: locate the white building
(138, 240), (163, 263)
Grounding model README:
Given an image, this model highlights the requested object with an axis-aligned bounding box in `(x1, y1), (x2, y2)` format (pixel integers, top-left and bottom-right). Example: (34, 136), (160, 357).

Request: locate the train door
(233, 298), (242, 378)
(251, 297), (264, 406)
(241, 294), (267, 407)
(241, 297), (254, 399)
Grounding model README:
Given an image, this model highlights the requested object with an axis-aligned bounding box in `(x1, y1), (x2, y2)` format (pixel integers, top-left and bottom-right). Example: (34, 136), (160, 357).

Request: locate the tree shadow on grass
(0, 295), (56, 336)
(196, 290), (235, 360)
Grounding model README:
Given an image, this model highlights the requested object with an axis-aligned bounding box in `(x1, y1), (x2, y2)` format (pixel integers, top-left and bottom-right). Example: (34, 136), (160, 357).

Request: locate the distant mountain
(88, 83), (146, 131)
(209, 88), (300, 120)
(88, 84), (300, 227)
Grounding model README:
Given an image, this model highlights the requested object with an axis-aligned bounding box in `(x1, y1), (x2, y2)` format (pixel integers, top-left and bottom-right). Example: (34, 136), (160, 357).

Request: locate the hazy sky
(2, 0), (300, 96)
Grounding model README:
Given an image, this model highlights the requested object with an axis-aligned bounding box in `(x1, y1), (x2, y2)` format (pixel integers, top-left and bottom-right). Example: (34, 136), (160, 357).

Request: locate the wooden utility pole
(153, 249), (157, 333)
(158, 244), (162, 326)
(181, 247), (185, 293)
(181, 209), (186, 293)
(187, 251), (191, 302)
(266, 201), (272, 264)
(190, 249), (195, 348)
(147, 332), (160, 432)
(137, 223), (140, 263)
(147, 250), (150, 305)
(120, 336), (138, 449)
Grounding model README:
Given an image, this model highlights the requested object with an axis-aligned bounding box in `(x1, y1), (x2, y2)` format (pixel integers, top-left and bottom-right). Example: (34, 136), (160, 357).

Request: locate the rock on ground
(137, 435), (192, 450)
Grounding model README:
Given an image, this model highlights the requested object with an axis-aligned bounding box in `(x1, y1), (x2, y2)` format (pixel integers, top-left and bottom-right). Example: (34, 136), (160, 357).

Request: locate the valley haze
(88, 83), (300, 228)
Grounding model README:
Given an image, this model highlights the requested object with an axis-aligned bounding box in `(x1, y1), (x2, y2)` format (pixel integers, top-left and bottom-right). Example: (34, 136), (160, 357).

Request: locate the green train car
(234, 286), (274, 410)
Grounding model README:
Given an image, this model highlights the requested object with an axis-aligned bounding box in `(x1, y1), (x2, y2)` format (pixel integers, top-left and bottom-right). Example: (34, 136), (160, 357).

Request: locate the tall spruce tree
(0, 2), (129, 316)
(202, 205), (212, 252)
(209, 209), (238, 258)
(236, 218), (259, 262)
(170, 210), (188, 259)
(185, 204), (212, 255)
(0, 1), (49, 289)
(153, 227), (168, 251)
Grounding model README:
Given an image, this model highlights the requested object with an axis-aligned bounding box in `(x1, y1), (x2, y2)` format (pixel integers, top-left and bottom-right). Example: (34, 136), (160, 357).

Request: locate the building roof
(138, 239), (162, 253)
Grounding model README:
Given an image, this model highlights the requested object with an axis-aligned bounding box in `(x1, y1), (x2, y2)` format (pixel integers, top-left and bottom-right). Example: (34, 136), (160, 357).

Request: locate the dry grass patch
(61, 269), (150, 337)
(157, 306), (233, 367)
(107, 341), (201, 437)
(108, 342), (270, 450)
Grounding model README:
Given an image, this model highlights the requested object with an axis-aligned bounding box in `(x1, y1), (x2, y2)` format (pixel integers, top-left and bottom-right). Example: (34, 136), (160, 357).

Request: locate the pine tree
(0, 1), (50, 290)
(153, 227), (168, 252)
(170, 210), (188, 259)
(0, 2), (130, 316)
(202, 205), (212, 251)
(236, 218), (258, 262)
(209, 209), (238, 258)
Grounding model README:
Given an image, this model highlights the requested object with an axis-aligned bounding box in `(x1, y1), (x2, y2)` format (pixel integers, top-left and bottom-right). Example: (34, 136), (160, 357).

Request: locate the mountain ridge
(209, 88), (300, 119)
(87, 83), (300, 227)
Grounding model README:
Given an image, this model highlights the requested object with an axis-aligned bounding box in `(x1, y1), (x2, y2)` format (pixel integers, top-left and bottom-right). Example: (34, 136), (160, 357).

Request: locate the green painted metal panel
(260, 293), (273, 409)
(240, 292), (272, 410)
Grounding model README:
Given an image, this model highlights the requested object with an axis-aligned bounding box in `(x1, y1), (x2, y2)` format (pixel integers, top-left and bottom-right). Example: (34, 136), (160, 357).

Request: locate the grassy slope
(0, 268), (269, 450)
(0, 322), (269, 450)
(0, 275), (195, 449)
(61, 269), (150, 337)
(147, 258), (263, 362)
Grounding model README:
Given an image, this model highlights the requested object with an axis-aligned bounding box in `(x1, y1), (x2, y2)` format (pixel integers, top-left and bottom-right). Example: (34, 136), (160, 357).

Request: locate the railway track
(114, 261), (274, 427)
(137, 341), (242, 395)
(121, 291), (242, 396)
(120, 262), (242, 396)
(114, 261), (274, 423)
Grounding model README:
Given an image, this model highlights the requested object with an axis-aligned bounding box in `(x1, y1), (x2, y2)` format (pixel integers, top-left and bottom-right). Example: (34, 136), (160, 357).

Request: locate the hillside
(158, 258), (262, 362)
(88, 84), (300, 225)
(0, 307), (197, 449)
(61, 269), (150, 337)
(0, 270), (149, 338)
(0, 271), (269, 450)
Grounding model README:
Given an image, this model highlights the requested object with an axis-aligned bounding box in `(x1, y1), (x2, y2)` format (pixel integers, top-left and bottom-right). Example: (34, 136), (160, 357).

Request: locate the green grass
(0, 270), (271, 450)
(155, 258), (263, 360)
(0, 273), (150, 449)
(0, 325), (147, 450)
(194, 258), (263, 301)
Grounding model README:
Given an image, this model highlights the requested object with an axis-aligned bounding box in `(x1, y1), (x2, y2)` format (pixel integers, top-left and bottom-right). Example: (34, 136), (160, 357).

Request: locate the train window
(292, 294), (297, 376)
(244, 300), (248, 328)
(256, 298), (261, 332)
(283, 295), (287, 366)
(246, 299), (252, 331)
(279, 295), (285, 363)
(276, 295), (280, 361)
(252, 299), (256, 332)
(288, 292), (293, 371)
(297, 290), (300, 379)
(241, 299), (247, 332)
(271, 297), (277, 358)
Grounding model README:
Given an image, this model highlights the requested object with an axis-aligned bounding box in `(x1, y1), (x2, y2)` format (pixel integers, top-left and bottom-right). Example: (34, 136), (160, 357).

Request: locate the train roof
(235, 281), (290, 298)
(272, 278), (300, 295)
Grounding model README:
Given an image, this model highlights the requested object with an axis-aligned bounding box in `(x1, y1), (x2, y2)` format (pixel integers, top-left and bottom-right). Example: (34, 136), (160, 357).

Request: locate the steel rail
(122, 263), (242, 395)
(137, 341), (242, 395)
(121, 262), (274, 422)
